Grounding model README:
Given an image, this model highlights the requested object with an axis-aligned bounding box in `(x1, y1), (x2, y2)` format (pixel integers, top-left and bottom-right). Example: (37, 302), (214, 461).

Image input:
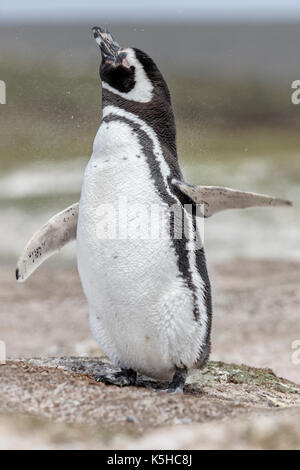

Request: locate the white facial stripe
(102, 105), (209, 351)
(102, 48), (154, 103)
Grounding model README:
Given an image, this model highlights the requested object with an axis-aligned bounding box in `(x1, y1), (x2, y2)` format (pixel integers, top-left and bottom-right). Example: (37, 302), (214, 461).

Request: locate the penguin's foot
(94, 368), (137, 387)
(167, 366), (188, 394)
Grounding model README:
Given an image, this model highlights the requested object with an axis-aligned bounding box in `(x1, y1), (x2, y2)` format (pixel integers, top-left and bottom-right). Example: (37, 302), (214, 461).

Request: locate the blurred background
(0, 1), (299, 381)
(1, 0), (300, 264)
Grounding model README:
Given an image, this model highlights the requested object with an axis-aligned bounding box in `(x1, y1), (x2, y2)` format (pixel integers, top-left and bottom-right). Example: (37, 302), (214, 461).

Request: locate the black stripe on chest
(102, 112), (204, 322)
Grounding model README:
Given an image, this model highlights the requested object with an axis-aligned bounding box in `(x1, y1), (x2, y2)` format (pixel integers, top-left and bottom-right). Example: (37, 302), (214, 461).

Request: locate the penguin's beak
(92, 26), (120, 61)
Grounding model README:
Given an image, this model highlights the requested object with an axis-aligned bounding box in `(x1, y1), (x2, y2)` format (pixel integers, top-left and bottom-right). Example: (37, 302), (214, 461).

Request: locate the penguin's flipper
(16, 202), (79, 282)
(172, 179), (292, 217)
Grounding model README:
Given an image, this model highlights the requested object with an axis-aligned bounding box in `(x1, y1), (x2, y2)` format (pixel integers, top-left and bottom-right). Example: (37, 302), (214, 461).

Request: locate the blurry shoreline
(1, 153), (298, 266)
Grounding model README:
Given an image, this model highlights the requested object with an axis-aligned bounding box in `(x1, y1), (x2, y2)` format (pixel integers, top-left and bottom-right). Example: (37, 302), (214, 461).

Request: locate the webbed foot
(94, 368), (137, 387)
(167, 366), (187, 394)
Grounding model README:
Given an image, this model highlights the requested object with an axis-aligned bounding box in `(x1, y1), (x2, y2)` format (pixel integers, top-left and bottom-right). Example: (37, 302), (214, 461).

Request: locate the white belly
(77, 117), (203, 379)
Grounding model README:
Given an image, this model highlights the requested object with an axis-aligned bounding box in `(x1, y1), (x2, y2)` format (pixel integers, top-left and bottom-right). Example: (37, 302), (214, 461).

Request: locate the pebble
(181, 417), (192, 424)
(126, 416), (135, 423)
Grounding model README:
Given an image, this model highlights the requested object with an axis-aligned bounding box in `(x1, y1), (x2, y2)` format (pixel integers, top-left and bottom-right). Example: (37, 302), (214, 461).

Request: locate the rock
(125, 416), (135, 424)
(0, 357), (299, 449)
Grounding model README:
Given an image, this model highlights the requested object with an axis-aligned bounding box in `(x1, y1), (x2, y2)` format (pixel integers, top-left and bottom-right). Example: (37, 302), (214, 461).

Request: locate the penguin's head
(92, 26), (170, 104)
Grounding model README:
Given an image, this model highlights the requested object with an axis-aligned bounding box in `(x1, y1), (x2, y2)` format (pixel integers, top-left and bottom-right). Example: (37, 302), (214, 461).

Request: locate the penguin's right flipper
(16, 202), (79, 282)
(172, 179), (292, 217)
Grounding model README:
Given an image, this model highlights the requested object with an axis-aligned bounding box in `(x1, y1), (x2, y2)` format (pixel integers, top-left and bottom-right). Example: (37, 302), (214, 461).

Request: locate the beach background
(0, 0), (300, 449)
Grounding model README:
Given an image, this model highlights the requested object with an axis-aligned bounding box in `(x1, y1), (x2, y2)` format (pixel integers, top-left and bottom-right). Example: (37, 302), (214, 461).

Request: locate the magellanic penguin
(16, 27), (292, 393)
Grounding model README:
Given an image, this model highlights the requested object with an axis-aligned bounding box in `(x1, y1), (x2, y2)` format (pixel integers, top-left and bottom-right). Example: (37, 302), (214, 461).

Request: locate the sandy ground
(1, 257), (300, 449)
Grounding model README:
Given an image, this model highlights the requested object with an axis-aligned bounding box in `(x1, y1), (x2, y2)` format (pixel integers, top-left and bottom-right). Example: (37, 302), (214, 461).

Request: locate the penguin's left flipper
(172, 179), (292, 217)
(16, 202), (79, 282)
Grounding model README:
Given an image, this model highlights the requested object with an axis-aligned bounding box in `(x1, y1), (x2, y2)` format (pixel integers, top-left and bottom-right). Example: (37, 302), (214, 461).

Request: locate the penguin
(16, 27), (292, 393)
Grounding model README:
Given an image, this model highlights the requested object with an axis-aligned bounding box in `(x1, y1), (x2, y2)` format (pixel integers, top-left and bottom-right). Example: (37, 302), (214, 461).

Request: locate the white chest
(77, 116), (203, 379)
